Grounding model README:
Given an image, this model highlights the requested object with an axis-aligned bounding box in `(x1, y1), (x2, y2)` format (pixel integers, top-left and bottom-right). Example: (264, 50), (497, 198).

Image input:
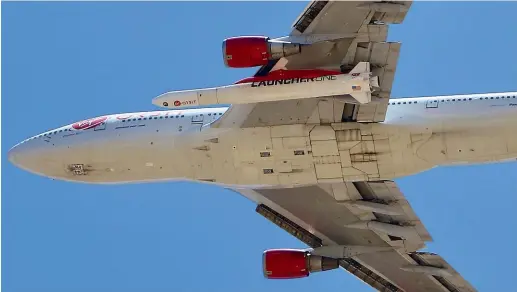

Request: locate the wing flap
(356, 250), (476, 292)
(408, 252), (477, 292)
(354, 181), (432, 242)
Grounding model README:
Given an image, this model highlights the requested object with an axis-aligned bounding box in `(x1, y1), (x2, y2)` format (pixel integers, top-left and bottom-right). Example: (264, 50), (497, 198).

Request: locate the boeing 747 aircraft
(8, 92), (517, 185)
(8, 1), (513, 291)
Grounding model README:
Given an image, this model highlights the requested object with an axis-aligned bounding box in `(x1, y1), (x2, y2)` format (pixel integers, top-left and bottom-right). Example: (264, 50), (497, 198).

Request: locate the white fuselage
(8, 92), (517, 185)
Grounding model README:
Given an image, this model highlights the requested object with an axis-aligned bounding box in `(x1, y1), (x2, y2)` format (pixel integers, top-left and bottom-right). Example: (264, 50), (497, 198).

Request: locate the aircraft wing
(213, 2), (475, 290)
(214, 1), (411, 128)
(228, 181), (476, 292)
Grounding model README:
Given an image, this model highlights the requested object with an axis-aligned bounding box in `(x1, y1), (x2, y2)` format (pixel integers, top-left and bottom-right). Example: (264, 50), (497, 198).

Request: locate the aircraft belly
(57, 121), (517, 185)
(204, 122), (517, 185)
(441, 127), (517, 165)
(385, 102), (517, 133)
(56, 134), (199, 183)
(194, 123), (438, 185)
(412, 124), (517, 167)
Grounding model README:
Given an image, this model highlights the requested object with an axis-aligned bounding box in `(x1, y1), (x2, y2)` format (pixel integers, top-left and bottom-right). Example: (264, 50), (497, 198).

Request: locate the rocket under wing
(152, 62), (376, 109)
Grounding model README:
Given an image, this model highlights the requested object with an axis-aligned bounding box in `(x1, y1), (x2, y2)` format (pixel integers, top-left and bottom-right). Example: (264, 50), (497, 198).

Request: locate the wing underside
(214, 1), (410, 128)
(229, 181), (476, 292)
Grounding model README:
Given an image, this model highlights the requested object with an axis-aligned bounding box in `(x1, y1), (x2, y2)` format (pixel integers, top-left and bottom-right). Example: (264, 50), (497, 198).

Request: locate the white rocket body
(153, 62), (378, 109)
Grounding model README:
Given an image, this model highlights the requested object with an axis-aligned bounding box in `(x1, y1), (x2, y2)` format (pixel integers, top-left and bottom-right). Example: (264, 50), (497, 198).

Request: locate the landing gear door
(426, 100), (438, 108)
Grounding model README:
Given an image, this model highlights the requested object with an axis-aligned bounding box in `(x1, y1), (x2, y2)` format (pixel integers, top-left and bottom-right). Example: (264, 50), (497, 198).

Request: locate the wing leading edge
(228, 181), (476, 292)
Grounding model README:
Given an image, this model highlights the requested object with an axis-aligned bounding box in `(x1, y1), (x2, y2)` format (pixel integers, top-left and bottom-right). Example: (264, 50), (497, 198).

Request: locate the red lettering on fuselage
(72, 116), (108, 130)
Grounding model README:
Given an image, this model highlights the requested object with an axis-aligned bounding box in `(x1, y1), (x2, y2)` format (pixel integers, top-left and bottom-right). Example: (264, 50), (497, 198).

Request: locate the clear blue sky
(3, 2), (517, 291)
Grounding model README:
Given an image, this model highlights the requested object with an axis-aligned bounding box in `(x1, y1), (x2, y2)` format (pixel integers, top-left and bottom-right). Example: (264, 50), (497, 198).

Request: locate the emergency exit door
(426, 100), (438, 108)
(191, 114), (204, 124)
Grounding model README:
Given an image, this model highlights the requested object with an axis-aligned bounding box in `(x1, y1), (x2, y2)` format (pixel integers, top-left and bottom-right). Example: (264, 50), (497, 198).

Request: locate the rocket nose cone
(153, 90), (200, 109)
(152, 92), (173, 108)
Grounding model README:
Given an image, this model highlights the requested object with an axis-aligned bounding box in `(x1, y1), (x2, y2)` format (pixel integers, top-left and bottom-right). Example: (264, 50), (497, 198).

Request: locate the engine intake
(262, 249), (339, 279)
(222, 36), (301, 68)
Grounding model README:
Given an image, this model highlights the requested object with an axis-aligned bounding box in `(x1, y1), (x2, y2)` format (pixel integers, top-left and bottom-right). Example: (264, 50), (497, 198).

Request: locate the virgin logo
(72, 116), (108, 130)
(174, 100), (181, 106)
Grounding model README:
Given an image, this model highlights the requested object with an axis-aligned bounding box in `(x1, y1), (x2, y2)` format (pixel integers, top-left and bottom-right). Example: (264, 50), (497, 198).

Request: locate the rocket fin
(349, 62), (371, 75)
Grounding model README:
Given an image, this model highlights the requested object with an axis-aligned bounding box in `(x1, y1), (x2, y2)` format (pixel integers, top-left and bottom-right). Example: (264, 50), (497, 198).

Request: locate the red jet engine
(262, 249), (339, 279)
(222, 36), (301, 68)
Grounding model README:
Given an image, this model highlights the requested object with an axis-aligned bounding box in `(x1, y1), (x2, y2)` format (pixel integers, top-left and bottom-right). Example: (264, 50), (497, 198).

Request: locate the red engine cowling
(262, 249), (339, 279)
(222, 36), (301, 68)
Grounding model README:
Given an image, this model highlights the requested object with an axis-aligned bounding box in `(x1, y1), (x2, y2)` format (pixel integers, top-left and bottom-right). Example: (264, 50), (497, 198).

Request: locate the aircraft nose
(8, 142), (30, 170)
(8, 135), (65, 178)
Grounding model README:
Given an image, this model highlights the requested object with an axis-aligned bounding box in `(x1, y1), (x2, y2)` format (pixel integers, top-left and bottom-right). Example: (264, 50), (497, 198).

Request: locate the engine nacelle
(262, 249), (339, 279)
(222, 36), (301, 68)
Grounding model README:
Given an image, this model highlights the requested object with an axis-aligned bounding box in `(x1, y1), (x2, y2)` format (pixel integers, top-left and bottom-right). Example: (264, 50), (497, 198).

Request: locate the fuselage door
(426, 99), (439, 108)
